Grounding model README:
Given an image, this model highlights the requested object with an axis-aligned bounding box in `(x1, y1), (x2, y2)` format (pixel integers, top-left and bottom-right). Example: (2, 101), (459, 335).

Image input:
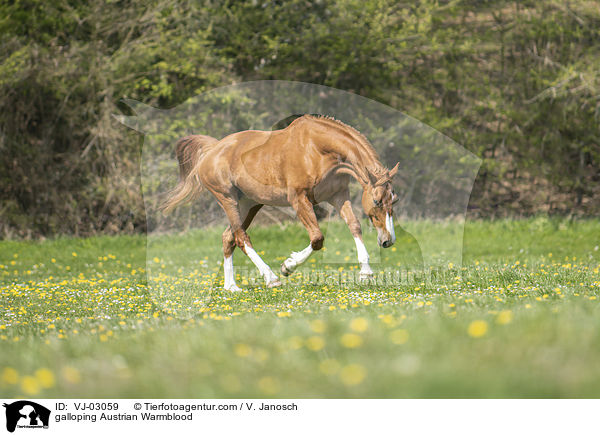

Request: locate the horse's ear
(388, 162), (400, 178)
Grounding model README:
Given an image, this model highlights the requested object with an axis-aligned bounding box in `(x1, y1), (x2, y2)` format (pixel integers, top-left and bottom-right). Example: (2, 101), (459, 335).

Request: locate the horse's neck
(319, 131), (383, 183)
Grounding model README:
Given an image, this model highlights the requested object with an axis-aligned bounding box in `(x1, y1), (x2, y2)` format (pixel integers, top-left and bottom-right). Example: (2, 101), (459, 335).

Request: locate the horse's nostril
(382, 240), (391, 248)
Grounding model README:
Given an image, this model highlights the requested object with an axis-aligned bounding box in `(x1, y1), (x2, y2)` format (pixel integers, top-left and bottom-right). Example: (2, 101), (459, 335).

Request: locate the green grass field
(1, 217), (599, 398)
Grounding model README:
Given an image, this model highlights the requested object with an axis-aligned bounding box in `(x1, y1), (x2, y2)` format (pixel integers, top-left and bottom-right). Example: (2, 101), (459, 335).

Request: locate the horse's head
(361, 163), (400, 248)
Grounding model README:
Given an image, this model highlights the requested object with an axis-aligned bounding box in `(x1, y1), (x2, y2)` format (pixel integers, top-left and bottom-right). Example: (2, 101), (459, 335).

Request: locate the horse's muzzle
(381, 240), (393, 248)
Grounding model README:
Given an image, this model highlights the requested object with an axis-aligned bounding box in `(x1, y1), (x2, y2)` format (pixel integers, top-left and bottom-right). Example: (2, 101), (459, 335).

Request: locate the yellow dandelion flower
(62, 366), (81, 384)
(310, 319), (326, 333)
(379, 314), (394, 325)
(496, 310), (513, 325)
(339, 364), (366, 386)
(305, 336), (325, 351)
(2, 367), (19, 384)
(258, 376), (280, 395)
(350, 317), (368, 332)
(340, 333), (363, 348)
(35, 368), (55, 389)
(468, 320), (488, 338)
(234, 343), (252, 357)
(21, 376), (40, 395)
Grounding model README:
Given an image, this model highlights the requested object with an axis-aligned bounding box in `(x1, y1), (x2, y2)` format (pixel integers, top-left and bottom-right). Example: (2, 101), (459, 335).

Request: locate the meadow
(1, 217), (599, 398)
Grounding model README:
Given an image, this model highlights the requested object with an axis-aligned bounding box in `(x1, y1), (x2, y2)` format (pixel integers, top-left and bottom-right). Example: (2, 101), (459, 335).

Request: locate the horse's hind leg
(222, 202), (263, 291)
(281, 192), (323, 276)
(218, 194), (280, 288)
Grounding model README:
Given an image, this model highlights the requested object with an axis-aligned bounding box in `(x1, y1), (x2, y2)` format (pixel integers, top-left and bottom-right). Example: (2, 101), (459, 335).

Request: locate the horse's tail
(161, 134), (218, 214)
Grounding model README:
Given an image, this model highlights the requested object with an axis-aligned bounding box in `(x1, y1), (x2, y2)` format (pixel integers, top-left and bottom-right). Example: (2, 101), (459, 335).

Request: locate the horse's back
(196, 130), (284, 199)
(196, 119), (344, 204)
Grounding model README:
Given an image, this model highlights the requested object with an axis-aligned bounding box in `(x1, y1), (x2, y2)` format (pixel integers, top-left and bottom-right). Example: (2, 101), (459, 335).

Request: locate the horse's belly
(238, 183), (289, 206)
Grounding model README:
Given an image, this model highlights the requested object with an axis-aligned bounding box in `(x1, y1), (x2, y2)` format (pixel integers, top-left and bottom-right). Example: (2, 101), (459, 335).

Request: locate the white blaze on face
(376, 226), (385, 246)
(385, 213), (396, 243)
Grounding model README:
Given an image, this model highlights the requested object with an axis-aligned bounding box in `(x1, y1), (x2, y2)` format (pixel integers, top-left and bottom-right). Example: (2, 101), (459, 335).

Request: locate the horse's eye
(373, 199), (381, 207)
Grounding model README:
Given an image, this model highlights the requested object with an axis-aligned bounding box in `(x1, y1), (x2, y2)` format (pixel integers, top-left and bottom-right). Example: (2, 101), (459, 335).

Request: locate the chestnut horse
(162, 115), (399, 291)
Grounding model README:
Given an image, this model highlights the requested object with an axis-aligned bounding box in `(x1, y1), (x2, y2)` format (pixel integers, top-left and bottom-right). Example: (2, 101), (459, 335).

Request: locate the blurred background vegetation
(1, 0), (599, 238)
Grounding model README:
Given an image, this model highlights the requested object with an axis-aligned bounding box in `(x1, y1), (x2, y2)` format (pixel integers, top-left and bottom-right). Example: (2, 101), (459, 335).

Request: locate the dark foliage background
(1, 0), (599, 237)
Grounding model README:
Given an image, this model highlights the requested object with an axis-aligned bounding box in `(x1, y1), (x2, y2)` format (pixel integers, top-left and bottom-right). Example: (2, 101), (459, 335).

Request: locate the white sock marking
(283, 244), (314, 272)
(223, 255), (241, 291)
(244, 243), (279, 284)
(386, 213), (396, 243)
(353, 236), (373, 276)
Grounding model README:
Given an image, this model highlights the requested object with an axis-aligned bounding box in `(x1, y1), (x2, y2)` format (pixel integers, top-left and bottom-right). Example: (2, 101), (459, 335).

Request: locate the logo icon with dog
(3, 401), (50, 432)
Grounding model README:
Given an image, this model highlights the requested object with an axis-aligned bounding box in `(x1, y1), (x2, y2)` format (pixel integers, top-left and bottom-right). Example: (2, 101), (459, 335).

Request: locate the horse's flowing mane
(293, 115), (389, 186)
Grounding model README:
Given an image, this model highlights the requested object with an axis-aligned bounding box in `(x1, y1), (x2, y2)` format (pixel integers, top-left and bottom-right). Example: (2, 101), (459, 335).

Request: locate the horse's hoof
(281, 263), (292, 277)
(224, 284), (243, 292)
(359, 272), (374, 282)
(267, 279), (282, 288)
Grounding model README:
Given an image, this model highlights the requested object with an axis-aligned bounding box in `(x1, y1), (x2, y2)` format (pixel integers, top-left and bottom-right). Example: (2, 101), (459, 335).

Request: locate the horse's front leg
(281, 192), (323, 276)
(240, 231), (281, 287)
(281, 244), (315, 277)
(331, 195), (374, 281)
